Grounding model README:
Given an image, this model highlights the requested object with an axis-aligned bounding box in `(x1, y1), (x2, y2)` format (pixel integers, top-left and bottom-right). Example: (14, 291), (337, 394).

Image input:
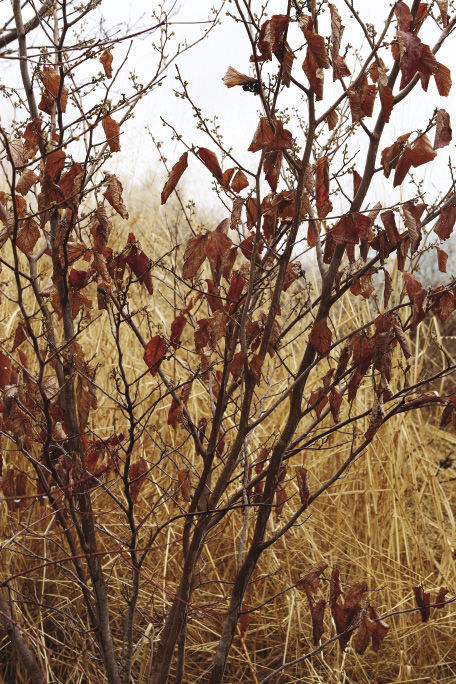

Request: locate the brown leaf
(183, 233), (207, 279)
(46, 149), (66, 181)
(434, 62), (452, 96)
(249, 355), (263, 384)
(257, 14), (289, 61)
(434, 202), (456, 240)
(332, 212), (373, 245)
(436, 246), (448, 273)
(222, 66), (257, 88)
(102, 116), (120, 152)
(16, 219), (40, 256)
(302, 48), (324, 100)
(229, 351), (245, 379)
(104, 173), (128, 219)
(329, 388), (342, 422)
(295, 466), (310, 506)
(436, 586), (450, 608)
(434, 109), (452, 150)
(263, 150), (283, 192)
(177, 469), (191, 502)
(395, 2), (412, 31)
(198, 148), (224, 185)
(315, 156), (332, 218)
(309, 317), (332, 356)
(304, 30), (330, 69)
(129, 459), (148, 503)
(365, 393), (386, 440)
(397, 30), (423, 89)
(144, 336), (167, 376)
(170, 314), (187, 347)
(16, 169), (38, 196)
(39, 67), (68, 114)
(437, 1), (449, 27)
(231, 169), (249, 193)
(161, 152), (188, 204)
(248, 117), (293, 153)
(297, 562), (328, 645)
(413, 586), (431, 622)
(23, 118), (42, 159)
(100, 49), (113, 78)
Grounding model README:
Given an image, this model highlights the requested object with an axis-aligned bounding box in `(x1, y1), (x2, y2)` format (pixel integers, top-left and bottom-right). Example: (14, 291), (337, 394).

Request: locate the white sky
(1, 0), (455, 227)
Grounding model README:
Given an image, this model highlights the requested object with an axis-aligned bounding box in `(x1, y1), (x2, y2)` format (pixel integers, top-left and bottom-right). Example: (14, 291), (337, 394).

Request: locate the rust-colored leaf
(222, 66), (257, 88)
(177, 469), (191, 501)
(436, 246), (448, 273)
(144, 335), (167, 375)
(231, 169), (249, 193)
(161, 152), (188, 204)
(198, 148), (224, 185)
(46, 149), (66, 181)
(413, 586), (431, 622)
(295, 466), (310, 506)
(309, 317), (332, 356)
(434, 62), (451, 96)
(104, 173), (128, 219)
(434, 109), (452, 150)
(99, 49), (113, 78)
(102, 116), (120, 152)
(315, 156), (332, 219)
(16, 169), (38, 196)
(39, 66), (68, 114)
(129, 459), (148, 503)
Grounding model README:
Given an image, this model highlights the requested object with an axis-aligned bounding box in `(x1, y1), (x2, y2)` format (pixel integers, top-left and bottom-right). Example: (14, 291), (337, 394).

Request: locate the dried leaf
(102, 116), (120, 152)
(222, 66), (257, 87)
(39, 66), (68, 114)
(231, 169), (249, 193)
(198, 148), (224, 185)
(436, 246), (448, 273)
(315, 156), (332, 218)
(161, 152), (188, 204)
(99, 49), (113, 78)
(295, 466), (310, 506)
(16, 169), (38, 196)
(434, 109), (452, 150)
(144, 335), (167, 375)
(104, 173), (128, 219)
(309, 317), (332, 356)
(413, 585), (431, 622)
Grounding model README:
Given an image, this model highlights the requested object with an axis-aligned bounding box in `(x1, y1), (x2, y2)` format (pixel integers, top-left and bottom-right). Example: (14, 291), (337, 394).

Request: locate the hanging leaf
(413, 585), (431, 622)
(129, 459), (148, 503)
(231, 169), (249, 193)
(198, 148), (224, 185)
(46, 149), (66, 181)
(144, 336), (167, 375)
(434, 109), (452, 150)
(161, 152), (188, 204)
(309, 317), (332, 356)
(222, 66), (257, 88)
(39, 66), (68, 114)
(99, 49), (113, 78)
(16, 169), (38, 196)
(297, 562), (328, 645)
(436, 246), (448, 273)
(104, 173), (128, 219)
(315, 156), (332, 218)
(102, 116), (120, 152)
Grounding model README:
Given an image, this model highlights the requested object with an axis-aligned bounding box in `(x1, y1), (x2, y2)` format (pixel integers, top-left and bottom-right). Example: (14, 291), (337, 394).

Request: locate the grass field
(0, 194), (455, 683)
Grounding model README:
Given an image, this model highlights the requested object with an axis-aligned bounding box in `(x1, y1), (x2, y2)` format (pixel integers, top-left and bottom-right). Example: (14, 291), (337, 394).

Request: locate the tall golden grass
(0, 194), (455, 683)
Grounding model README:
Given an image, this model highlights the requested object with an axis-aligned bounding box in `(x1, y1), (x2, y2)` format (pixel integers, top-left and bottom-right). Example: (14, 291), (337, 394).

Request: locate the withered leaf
(144, 336), (167, 375)
(104, 173), (128, 219)
(295, 466), (310, 506)
(413, 585), (431, 622)
(309, 317), (332, 356)
(198, 148), (224, 185)
(102, 116), (120, 152)
(231, 169), (249, 193)
(434, 109), (452, 150)
(39, 66), (68, 114)
(99, 49), (113, 78)
(222, 66), (257, 88)
(46, 149), (66, 181)
(315, 156), (332, 218)
(161, 152), (188, 204)
(436, 246), (448, 273)
(16, 169), (38, 196)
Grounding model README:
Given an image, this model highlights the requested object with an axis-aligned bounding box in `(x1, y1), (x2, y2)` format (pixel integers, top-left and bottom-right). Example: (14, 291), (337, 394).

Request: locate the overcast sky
(1, 0), (455, 225)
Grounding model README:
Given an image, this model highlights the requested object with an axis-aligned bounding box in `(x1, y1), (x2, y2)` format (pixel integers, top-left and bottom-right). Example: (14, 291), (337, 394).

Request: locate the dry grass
(0, 197), (455, 683)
